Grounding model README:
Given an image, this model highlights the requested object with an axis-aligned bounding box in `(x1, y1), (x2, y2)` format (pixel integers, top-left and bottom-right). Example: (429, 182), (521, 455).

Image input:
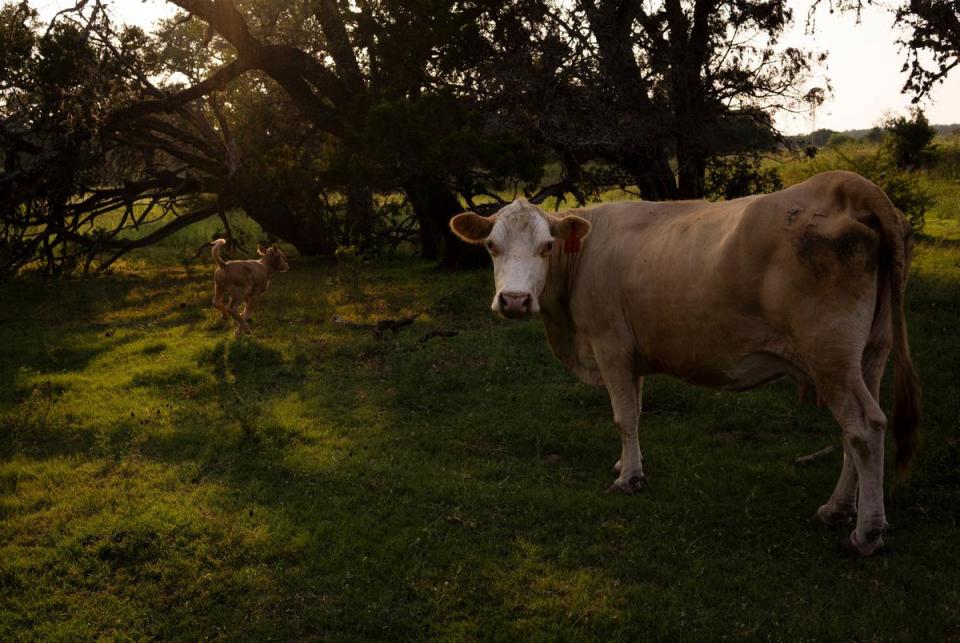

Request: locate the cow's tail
(211, 238), (227, 268)
(859, 181), (921, 473)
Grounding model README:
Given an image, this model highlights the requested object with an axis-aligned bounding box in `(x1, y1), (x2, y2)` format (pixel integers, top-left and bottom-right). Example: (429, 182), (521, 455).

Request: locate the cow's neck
(541, 248), (580, 315)
(538, 246), (600, 383)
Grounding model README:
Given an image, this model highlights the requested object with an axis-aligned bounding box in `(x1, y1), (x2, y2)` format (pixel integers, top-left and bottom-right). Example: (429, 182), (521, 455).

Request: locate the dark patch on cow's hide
(785, 206), (802, 226)
(793, 228), (877, 278)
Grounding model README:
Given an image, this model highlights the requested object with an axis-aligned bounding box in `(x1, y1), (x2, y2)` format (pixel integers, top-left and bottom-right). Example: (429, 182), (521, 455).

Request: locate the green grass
(2, 177), (960, 640)
(920, 141), (960, 224)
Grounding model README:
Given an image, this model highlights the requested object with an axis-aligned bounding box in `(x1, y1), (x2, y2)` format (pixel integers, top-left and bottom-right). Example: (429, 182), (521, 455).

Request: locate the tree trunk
(345, 180), (375, 249)
(620, 147), (679, 201)
(234, 180), (336, 256)
(675, 132), (707, 199)
(404, 176), (486, 269)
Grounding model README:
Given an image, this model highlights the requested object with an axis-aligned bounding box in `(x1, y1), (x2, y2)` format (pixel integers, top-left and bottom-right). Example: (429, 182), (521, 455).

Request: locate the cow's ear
(257, 245), (266, 256)
(549, 214), (591, 242)
(450, 212), (496, 244)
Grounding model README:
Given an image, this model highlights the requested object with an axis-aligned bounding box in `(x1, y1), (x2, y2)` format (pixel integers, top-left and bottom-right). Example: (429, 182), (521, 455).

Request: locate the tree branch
(107, 58), (251, 127)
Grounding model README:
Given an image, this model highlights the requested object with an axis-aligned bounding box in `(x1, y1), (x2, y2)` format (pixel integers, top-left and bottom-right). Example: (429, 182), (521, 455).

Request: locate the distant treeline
(789, 123), (960, 148)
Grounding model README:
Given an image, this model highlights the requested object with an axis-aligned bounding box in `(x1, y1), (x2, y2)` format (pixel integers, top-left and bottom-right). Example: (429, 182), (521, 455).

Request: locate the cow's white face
(450, 199), (591, 318)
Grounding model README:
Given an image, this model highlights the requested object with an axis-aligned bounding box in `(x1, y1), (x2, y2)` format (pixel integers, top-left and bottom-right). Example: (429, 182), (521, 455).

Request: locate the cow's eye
(485, 240), (498, 255)
(541, 241), (554, 256)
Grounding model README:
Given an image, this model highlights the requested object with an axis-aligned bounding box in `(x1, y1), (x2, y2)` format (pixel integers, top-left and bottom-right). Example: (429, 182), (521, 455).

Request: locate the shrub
(705, 155), (783, 200)
(826, 132), (853, 147)
(864, 127), (884, 143)
(884, 109), (937, 170)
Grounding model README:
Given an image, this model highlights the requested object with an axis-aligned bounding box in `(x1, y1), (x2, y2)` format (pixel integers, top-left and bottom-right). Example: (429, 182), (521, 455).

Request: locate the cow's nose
(499, 291), (532, 316)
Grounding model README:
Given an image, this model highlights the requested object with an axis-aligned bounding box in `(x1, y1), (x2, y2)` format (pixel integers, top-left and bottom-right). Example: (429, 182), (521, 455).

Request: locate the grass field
(2, 161), (960, 639)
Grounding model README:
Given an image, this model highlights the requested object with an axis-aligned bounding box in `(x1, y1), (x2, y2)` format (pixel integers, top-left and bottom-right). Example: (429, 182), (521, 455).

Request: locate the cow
(450, 170), (921, 556)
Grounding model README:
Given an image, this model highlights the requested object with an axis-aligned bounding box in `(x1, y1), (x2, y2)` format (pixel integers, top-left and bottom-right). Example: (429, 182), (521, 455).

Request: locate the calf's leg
(212, 281), (230, 320)
(242, 293), (259, 325)
(227, 296), (251, 337)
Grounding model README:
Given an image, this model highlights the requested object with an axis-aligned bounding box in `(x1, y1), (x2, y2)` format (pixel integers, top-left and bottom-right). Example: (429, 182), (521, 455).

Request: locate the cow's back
(551, 172), (884, 388)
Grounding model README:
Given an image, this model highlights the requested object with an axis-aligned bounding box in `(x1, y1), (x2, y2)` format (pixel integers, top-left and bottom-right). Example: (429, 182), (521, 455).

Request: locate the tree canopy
(1, 0), (832, 274)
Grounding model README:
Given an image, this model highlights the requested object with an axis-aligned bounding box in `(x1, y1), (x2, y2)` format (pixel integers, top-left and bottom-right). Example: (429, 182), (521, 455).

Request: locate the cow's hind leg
(596, 348), (645, 494)
(815, 341), (891, 528)
(816, 448), (859, 526)
(814, 358), (859, 527)
(817, 371), (889, 555)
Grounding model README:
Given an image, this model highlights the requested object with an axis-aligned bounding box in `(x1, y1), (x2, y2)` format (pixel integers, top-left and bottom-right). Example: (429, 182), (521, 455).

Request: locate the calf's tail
(211, 238), (227, 268)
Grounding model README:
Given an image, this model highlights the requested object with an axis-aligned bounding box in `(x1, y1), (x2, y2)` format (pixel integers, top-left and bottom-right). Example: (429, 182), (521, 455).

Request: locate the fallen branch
(526, 179), (575, 206)
(419, 329), (459, 343)
(331, 313), (421, 338)
(375, 314), (420, 335)
(794, 445), (836, 466)
(330, 315), (369, 330)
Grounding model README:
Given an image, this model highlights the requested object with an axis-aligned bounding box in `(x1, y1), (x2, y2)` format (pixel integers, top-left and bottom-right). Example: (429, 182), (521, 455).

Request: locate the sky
(777, 0), (960, 133)
(33, 0), (960, 135)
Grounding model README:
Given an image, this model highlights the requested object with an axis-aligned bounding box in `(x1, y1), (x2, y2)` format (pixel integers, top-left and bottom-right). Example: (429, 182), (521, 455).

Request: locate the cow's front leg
(612, 375), (644, 478)
(597, 354), (645, 494)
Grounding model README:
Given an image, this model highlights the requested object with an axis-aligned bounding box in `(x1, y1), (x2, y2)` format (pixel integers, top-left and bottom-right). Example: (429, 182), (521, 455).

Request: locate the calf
(209, 239), (289, 337)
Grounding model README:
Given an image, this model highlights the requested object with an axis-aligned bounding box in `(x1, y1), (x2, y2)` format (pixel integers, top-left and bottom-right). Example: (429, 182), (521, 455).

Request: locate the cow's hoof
(605, 482), (630, 495)
(605, 475), (646, 495)
(611, 459), (645, 476)
(837, 531), (885, 557)
(814, 504), (856, 527)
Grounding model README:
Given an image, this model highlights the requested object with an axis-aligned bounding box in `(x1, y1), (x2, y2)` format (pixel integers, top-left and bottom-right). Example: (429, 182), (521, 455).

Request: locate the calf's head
(258, 244), (290, 273)
(450, 199), (590, 318)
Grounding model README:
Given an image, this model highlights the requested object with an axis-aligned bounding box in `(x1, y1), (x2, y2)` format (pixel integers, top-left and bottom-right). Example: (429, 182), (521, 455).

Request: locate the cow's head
(450, 198), (591, 318)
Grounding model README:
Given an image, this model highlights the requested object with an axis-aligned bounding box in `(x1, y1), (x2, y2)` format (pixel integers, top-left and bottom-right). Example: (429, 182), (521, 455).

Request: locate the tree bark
(675, 135), (707, 199)
(620, 148), (679, 201)
(585, 0), (679, 200)
(345, 180), (375, 249)
(404, 176), (486, 269)
(666, 0), (714, 199)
